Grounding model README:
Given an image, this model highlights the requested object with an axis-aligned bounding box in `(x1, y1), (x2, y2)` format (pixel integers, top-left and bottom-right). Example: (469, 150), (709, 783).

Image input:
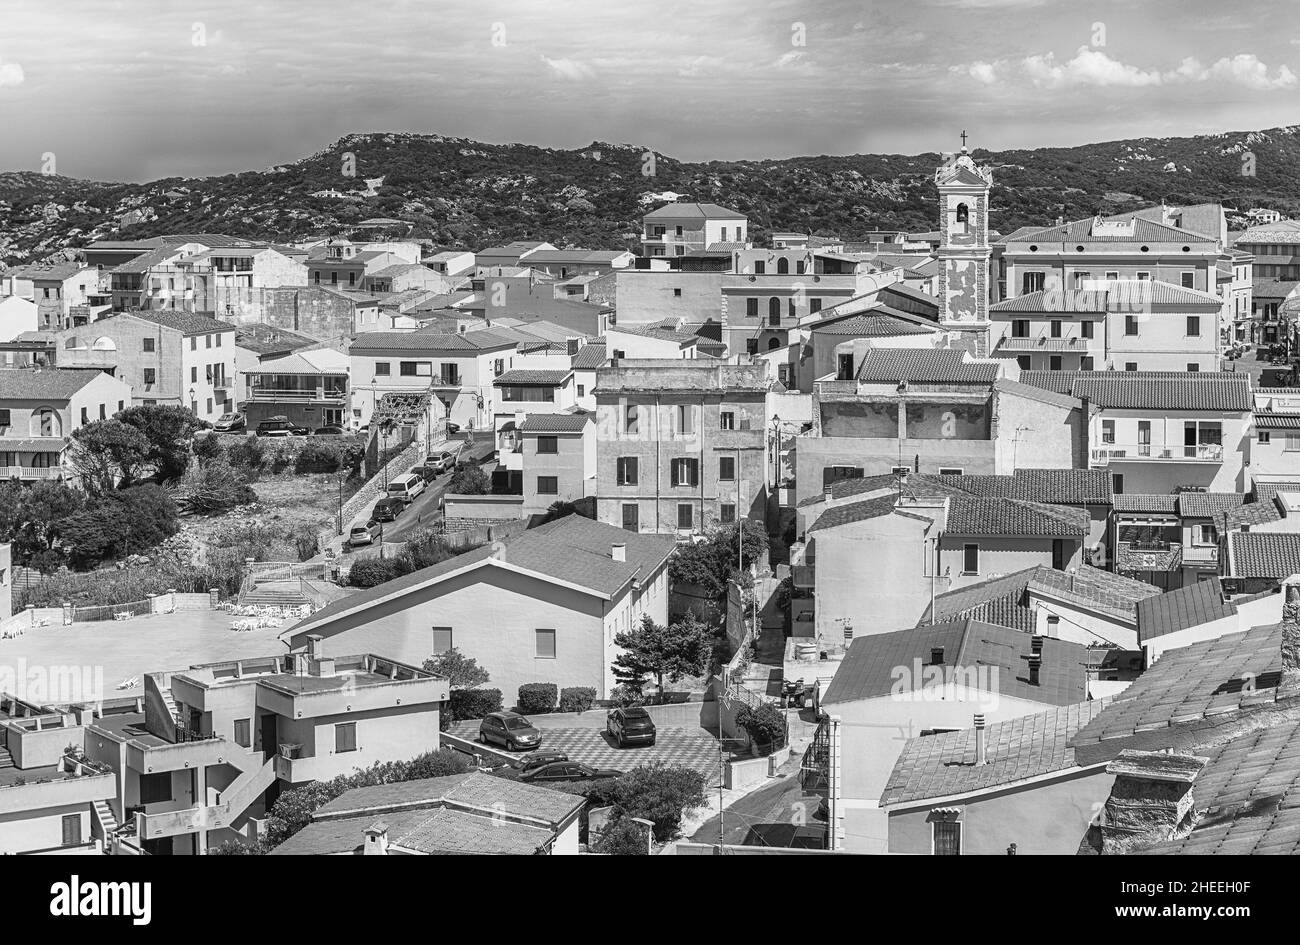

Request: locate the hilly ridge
(2, 124), (1299, 266)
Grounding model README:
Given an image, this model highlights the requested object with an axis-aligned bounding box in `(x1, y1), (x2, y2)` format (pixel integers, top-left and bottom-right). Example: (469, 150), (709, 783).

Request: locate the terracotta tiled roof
(945, 496), (1089, 537)
(1021, 370), (1252, 411)
(1226, 532), (1300, 579)
(854, 348), (1000, 384)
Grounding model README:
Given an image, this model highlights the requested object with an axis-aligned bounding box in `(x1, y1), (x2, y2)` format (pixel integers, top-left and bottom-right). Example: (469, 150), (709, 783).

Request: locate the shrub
(447, 464), (491, 495)
(292, 525), (320, 562)
(517, 682), (558, 714)
(423, 647), (490, 690)
(173, 458), (255, 514)
(593, 815), (651, 855)
(226, 436), (266, 471)
(346, 558), (405, 588)
(295, 439), (364, 474)
(736, 702), (788, 754)
(192, 433), (224, 464)
(449, 687), (502, 721)
(608, 684), (644, 708)
(558, 686), (596, 713)
(610, 763), (707, 842)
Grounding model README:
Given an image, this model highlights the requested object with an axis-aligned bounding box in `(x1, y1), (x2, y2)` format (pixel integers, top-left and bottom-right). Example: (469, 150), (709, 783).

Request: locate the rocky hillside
(2, 125), (1299, 265)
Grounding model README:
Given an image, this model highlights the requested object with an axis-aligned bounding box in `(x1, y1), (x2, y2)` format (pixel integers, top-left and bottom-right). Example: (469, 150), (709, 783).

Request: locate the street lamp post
(770, 413), (782, 491)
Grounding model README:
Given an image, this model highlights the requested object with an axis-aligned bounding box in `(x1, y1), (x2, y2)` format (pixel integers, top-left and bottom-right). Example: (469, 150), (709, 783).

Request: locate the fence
(39, 589), (224, 625)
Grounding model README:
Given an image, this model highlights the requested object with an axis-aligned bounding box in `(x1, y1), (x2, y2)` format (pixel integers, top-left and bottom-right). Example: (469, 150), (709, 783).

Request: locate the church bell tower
(935, 133), (993, 350)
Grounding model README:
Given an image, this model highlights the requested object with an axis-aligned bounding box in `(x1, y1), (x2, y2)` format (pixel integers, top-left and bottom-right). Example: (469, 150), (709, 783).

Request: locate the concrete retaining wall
(337, 440), (424, 531)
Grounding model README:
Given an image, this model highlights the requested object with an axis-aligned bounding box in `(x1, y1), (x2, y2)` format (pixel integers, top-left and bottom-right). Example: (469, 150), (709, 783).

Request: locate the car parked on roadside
(347, 522), (379, 549)
(411, 464), (438, 484)
(479, 711), (541, 751)
(256, 416), (309, 437)
(386, 472), (426, 503)
(517, 750), (569, 772)
(371, 497), (404, 522)
(314, 425), (346, 436)
(425, 450), (458, 474)
(606, 707), (657, 747)
(520, 761), (623, 783)
(213, 412), (245, 433)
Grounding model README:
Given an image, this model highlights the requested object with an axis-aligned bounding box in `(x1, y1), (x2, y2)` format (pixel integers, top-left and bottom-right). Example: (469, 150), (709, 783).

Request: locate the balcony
(1091, 443), (1224, 465)
(0, 465), (68, 480)
(1183, 544), (1220, 566)
(246, 386), (346, 403)
(1116, 540), (1183, 573)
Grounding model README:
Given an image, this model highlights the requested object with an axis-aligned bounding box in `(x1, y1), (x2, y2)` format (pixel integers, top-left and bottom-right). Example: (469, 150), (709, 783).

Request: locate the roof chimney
(363, 821), (390, 856)
(930, 646), (945, 666)
(308, 634), (324, 660)
(1028, 654), (1042, 686)
(1044, 615), (1060, 638)
(611, 542), (626, 563)
(973, 713), (987, 766)
(1032, 633), (1045, 655)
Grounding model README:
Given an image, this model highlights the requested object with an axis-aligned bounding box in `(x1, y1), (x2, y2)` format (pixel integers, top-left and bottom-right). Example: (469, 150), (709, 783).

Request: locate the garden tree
(610, 763), (707, 843)
(538, 498), (595, 524)
(446, 464), (490, 495)
(422, 647), (491, 689)
(592, 816), (651, 855)
(172, 457), (255, 514)
(191, 431), (224, 464)
(611, 613), (712, 700)
(260, 749), (470, 850)
(0, 480), (22, 541)
(70, 419), (152, 493)
(118, 404), (206, 482)
(8, 480), (83, 566)
(59, 485), (179, 565)
(667, 520), (769, 598)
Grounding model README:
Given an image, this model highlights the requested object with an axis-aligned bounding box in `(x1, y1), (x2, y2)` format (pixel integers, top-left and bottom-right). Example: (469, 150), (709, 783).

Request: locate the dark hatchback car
(313, 425), (346, 436)
(520, 761), (623, 783)
(606, 707), (656, 747)
(479, 711), (541, 751)
(256, 416), (309, 437)
(370, 497), (404, 522)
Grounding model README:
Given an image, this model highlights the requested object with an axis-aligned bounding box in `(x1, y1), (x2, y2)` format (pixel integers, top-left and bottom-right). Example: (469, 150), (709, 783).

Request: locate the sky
(1, 0), (1298, 182)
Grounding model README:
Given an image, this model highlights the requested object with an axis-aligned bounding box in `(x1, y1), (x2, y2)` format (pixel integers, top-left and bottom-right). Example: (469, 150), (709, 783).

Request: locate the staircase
(0, 746), (14, 771)
(91, 799), (119, 838)
(240, 580), (310, 609)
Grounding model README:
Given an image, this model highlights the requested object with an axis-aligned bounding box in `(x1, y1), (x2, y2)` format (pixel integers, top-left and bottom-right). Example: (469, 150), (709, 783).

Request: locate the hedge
(559, 686), (597, 713)
(517, 682), (558, 714)
(449, 688), (502, 722)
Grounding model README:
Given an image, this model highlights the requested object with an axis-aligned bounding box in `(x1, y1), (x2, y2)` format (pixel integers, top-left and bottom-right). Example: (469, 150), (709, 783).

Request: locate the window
(768, 297), (781, 321)
(1072, 271), (1090, 289)
(139, 772), (172, 804)
(622, 503), (639, 532)
(837, 353), (855, 380)
(617, 456), (638, 486)
(673, 288), (682, 297)
(0, 409), (9, 428)
(1022, 271), (1045, 293)
(400, 361), (432, 377)
(746, 339), (758, 355)
(1112, 473), (1124, 495)
(61, 814), (82, 847)
(374, 362), (391, 376)
(1197, 523), (1217, 545)
(962, 544), (979, 575)
(938, 467), (963, 475)
(143, 337), (155, 352)
(720, 411), (735, 431)
(624, 404), (639, 435)
(1081, 320), (1094, 339)
(215, 334), (222, 347)
(1102, 419), (1115, 444)
(1125, 362), (1138, 372)
(754, 261), (766, 275)
(746, 298), (758, 318)
(191, 366), (198, 383)
(1181, 271), (1195, 289)
(1186, 316), (1200, 336)
(234, 718), (251, 748)
(1105, 271), (1119, 281)
(810, 298), (822, 313)
(1259, 431), (1272, 444)
(671, 457), (699, 487)
(536, 629), (556, 659)
(537, 475), (559, 495)
(677, 503), (694, 530)
(1284, 434), (1300, 453)
(143, 368), (156, 385)
(1011, 319), (1029, 338)
(719, 456), (736, 481)
(1125, 315), (1138, 336)
(80, 407), (88, 425)
(933, 820), (961, 856)
(777, 258), (789, 275)
(1081, 356), (1094, 371)
(720, 503), (736, 524)
(537, 435), (558, 454)
(334, 722), (357, 753)
(1050, 319), (1062, 338)
(1017, 355), (1031, 371)
(1186, 363), (1199, 373)
(190, 336), (197, 351)
(577, 385), (585, 398)
(1136, 271), (1151, 281)
(205, 334), (212, 349)
(494, 358), (504, 376)
(677, 404), (694, 436)
(432, 627), (453, 654)
(206, 397), (213, 415)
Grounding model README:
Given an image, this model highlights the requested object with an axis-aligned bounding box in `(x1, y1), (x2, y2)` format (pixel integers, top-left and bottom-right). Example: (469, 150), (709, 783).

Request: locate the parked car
(520, 761), (623, 783)
(606, 707), (657, 747)
(425, 450), (458, 474)
(386, 472), (426, 503)
(347, 523), (379, 548)
(412, 464), (438, 484)
(314, 425), (346, 436)
(445, 421), (461, 435)
(371, 497), (404, 522)
(256, 416), (309, 437)
(479, 711), (541, 751)
(212, 412), (245, 433)
(518, 750), (569, 772)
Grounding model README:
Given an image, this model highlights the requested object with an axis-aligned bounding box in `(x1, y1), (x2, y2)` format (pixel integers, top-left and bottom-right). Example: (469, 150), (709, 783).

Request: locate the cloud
(540, 55), (595, 81)
(1172, 54), (1297, 90)
(774, 50), (805, 69)
(954, 46), (1297, 92)
(0, 57), (24, 87)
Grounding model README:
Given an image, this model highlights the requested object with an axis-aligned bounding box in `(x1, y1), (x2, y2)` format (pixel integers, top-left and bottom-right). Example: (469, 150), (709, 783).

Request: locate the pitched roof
(924, 565), (1159, 631)
(570, 341), (608, 370)
(1226, 532), (1300, 579)
(797, 473), (902, 508)
(806, 493), (900, 532)
(1176, 492), (1246, 517)
(854, 348), (1001, 385)
(1136, 577), (1237, 642)
(287, 515), (676, 636)
(926, 468), (1112, 505)
(491, 369), (571, 386)
(944, 496), (1089, 538)
(809, 309), (937, 338)
(0, 368), (99, 400)
(1030, 565), (1163, 619)
(881, 700), (1111, 806)
(1069, 623), (1286, 751)
(643, 202), (745, 221)
(991, 281), (1221, 313)
(127, 310), (234, 335)
(1020, 371), (1252, 412)
(1111, 493), (1179, 514)
(1005, 215), (1218, 245)
(822, 619), (1093, 707)
(517, 412), (592, 434)
(349, 330), (514, 352)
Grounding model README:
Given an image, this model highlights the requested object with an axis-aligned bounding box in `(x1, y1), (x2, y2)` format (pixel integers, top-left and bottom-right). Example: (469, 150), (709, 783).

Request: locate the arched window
(92, 337), (116, 351)
(777, 258), (789, 275)
(796, 260), (806, 275)
(768, 297), (781, 318)
(767, 337), (781, 350)
(32, 407), (60, 438)
(956, 203), (969, 224)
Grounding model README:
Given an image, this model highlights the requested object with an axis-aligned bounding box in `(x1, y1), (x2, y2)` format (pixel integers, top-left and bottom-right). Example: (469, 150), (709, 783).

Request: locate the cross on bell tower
(960, 129), (968, 150)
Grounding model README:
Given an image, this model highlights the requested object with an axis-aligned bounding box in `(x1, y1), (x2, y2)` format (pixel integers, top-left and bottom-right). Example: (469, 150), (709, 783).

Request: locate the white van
(386, 472), (426, 503)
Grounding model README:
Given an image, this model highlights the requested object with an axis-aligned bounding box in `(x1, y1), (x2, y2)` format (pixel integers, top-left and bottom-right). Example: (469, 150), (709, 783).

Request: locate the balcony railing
(1091, 443), (1224, 464)
(247, 387), (346, 402)
(0, 465), (67, 480)
(1116, 541), (1183, 573)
